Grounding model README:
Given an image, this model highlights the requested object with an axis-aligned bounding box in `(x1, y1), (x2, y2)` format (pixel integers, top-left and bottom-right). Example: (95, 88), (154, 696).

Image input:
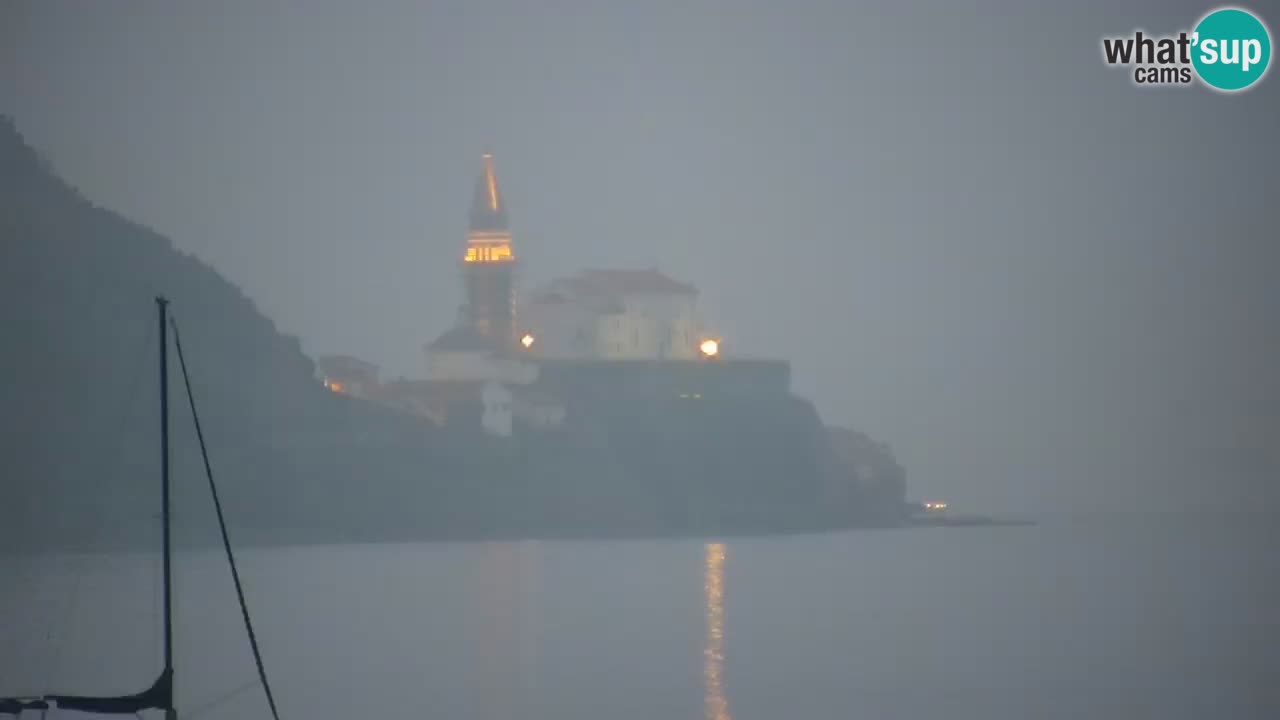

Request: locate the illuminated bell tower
(462, 153), (517, 350)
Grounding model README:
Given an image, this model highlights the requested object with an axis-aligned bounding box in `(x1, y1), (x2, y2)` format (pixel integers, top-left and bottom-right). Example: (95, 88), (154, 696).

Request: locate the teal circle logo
(1192, 8), (1271, 91)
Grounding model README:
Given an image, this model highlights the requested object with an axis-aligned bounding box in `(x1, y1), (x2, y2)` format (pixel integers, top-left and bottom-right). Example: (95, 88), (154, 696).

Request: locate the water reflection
(704, 542), (731, 720)
(466, 542), (520, 720)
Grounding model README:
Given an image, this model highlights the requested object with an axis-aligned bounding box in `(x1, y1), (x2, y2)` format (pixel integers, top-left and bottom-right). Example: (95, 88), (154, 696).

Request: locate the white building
(376, 377), (515, 437)
(479, 381), (513, 437)
(424, 326), (537, 385)
(511, 386), (567, 430)
(315, 354), (380, 398)
(521, 269), (704, 360)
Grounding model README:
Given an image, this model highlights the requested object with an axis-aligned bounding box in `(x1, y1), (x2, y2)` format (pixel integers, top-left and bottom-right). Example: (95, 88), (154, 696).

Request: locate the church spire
(469, 153), (508, 232)
(460, 152), (517, 348)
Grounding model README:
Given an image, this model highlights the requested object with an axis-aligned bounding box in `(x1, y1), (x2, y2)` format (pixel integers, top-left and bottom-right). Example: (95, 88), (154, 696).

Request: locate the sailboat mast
(157, 296), (174, 678)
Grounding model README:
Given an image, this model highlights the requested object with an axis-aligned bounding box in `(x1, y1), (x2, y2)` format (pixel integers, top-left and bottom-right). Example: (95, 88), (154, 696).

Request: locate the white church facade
(522, 269), (704, 361)
(325, 154), (721, 438)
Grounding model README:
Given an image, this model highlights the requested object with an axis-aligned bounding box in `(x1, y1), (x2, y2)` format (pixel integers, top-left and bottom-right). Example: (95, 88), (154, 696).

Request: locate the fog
(6, 520), (1278, 718)
(4, 1), (1278, 510)
(4, 3), (1280, 718)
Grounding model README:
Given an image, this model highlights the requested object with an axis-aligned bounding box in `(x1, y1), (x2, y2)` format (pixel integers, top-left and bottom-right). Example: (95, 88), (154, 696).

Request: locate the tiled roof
(563, 269), (697, 296)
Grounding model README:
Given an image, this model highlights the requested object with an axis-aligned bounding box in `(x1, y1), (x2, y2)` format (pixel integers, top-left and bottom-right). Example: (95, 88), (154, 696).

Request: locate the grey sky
(3, 0), (1277, 512)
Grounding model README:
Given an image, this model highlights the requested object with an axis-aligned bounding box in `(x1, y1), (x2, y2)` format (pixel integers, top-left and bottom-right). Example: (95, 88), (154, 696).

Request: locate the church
(426, 153), (714, 370)
(322, 153), (730, 437)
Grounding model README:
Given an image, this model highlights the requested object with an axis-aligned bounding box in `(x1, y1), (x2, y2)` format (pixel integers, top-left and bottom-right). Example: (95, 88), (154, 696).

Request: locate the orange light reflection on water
(704, 542), (731, 720)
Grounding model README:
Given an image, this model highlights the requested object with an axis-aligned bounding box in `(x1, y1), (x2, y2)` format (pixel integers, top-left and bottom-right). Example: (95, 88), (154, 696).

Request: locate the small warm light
(520, 333), (535, 349)
(463, 244), (513, 264)
(327, 380), (345, 393)
(699, 339), (720, 357)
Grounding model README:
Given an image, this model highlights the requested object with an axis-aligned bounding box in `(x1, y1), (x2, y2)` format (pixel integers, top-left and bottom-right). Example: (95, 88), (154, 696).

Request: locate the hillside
(0, 114), (414, 548)
(0, 116), (905, 551)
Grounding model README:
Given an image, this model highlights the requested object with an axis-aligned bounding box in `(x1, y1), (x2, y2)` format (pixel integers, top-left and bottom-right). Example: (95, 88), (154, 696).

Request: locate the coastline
(2, 513), (1036, 556)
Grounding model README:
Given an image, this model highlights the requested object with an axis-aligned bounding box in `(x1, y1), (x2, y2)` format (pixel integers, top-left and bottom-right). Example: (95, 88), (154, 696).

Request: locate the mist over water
(5, 518), (1277, 719)
(4, 1), (1280, 717)
(5, 0), (1278, 512)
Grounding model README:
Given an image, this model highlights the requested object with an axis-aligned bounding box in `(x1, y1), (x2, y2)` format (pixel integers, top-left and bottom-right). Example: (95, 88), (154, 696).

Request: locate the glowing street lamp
(520, 332), (535, 349)
(699, 338), (720, 358)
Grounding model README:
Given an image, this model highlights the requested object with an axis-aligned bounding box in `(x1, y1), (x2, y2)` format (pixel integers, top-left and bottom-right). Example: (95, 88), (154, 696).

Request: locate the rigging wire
(185, 678), (260, 719)
(168, 316), (283, 720)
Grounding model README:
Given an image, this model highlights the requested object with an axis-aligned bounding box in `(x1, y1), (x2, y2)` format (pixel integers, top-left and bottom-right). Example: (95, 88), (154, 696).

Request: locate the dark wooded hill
(0, 117), (904, 552)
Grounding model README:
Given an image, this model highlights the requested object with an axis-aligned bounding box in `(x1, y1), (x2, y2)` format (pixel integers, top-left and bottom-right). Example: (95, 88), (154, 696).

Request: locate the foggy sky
(3, 0), (1277, 512)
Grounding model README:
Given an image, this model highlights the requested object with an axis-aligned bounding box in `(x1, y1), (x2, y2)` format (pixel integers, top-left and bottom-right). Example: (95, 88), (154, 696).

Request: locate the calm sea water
(3, 514), (1277, 719)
